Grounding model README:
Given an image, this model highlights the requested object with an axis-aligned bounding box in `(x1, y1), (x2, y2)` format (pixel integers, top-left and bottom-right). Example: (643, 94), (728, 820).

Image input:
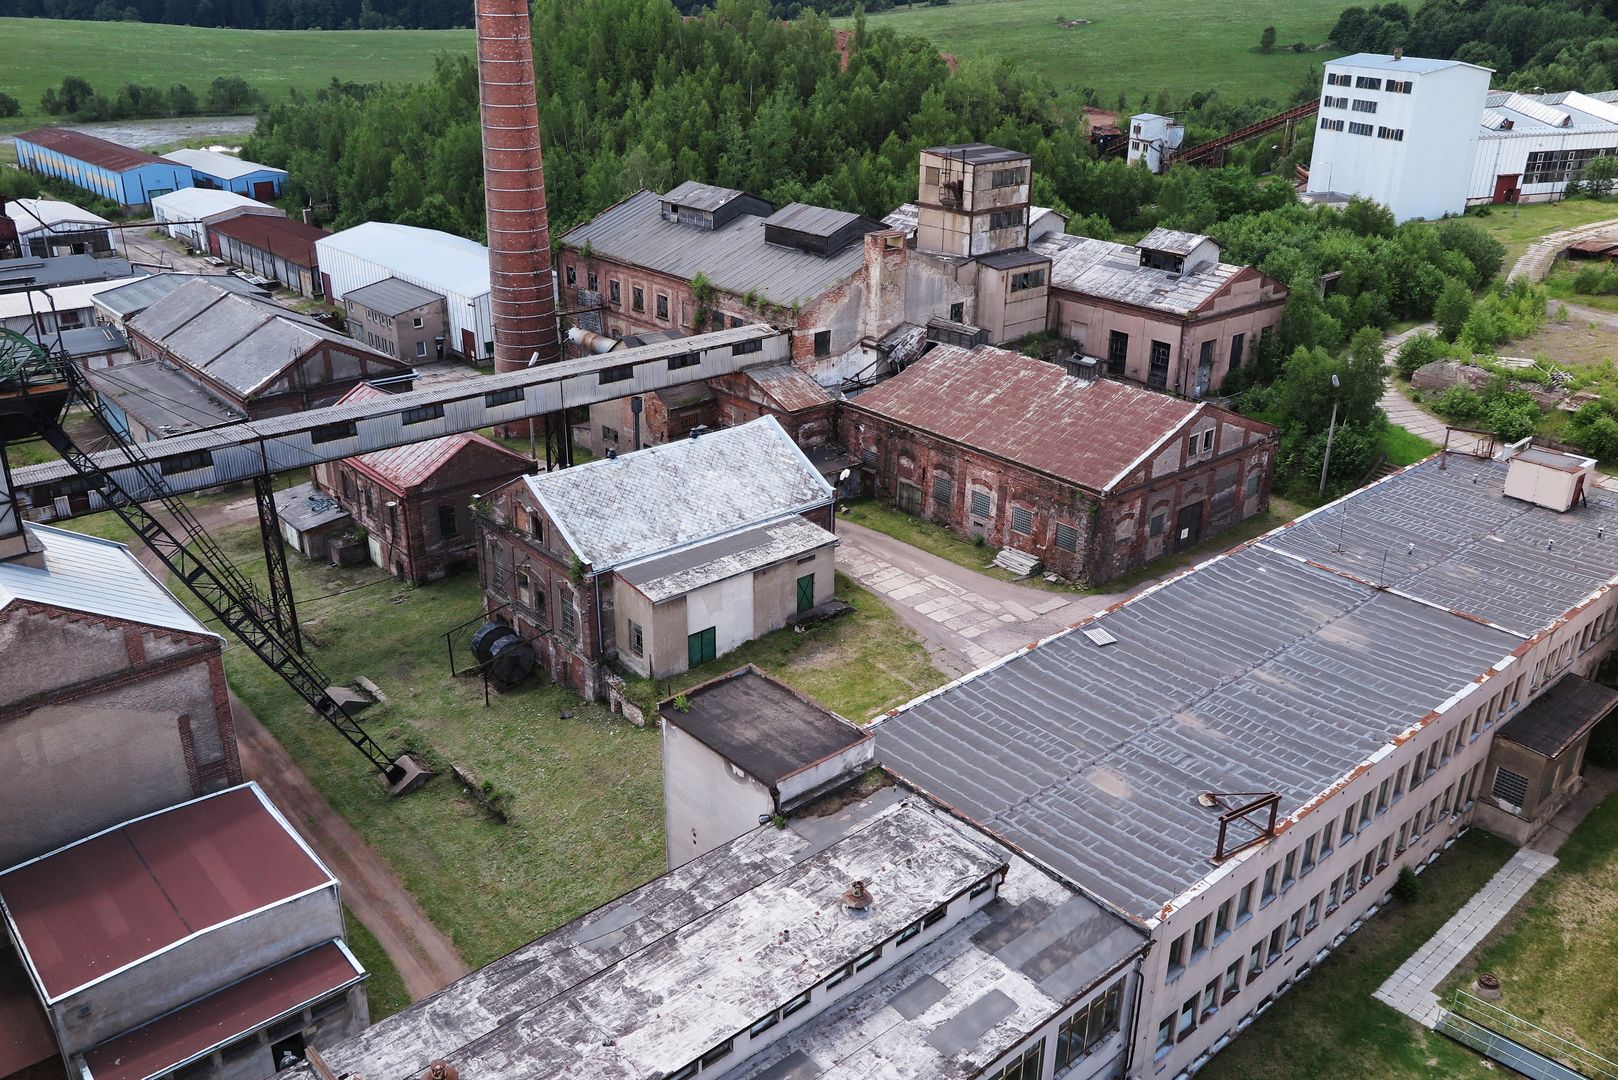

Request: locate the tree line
(35, 74), (265, 122)
(0, 0), (468, 29)
(1329, 0), (1618, 91)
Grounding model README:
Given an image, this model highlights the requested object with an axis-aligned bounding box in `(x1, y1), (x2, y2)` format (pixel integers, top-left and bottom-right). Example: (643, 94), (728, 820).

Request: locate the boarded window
(813, 330), (832, 356)
(931, 474), (952, 506)
(1149, 512), (1166, 538)
(438, 504), (457, 538)
(1010, 506), (1033, 535)
(311, 420), (357, 444)
(159, 449), (214, 475)
(898, 482), (922, 516)
(1491, 767), (1529, 807)
(598, 365), (635, 385)
(971, 489), (991, 518)
(1055, 523), (1078, 552)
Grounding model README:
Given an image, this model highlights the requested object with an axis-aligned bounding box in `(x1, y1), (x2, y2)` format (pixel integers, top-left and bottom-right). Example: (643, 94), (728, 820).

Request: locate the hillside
(0, 18), (471, 133)
(834, 0), (1347, 103)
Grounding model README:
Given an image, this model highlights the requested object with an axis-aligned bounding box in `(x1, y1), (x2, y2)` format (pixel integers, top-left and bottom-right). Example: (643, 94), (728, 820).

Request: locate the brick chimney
(475, 0), (560, 373)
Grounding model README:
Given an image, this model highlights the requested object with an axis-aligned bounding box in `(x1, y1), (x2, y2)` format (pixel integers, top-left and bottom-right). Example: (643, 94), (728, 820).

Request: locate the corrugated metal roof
(336, 383), (529, 491)
(92, 272), (265, 320)
(1329, 52), (1489, 75)
(845, 345), (1203, 492)
(161, 147), (285, 182)
(3, 198), (110, 236)
(0, 522), (212, 637)
(316, 222), (490, 299)
(0, 276), (143, 321)
(151, 187), (284, 222)
(560, 190), (868, 307)
(877, 454), (1618, 919)
(525, 416), (833, 569)
(1032, 232), (1243, 315)
(0, 253), (135, 289)
(344, 276), (444, 317)
(86, 359), (245, 434)
(129, 278), (400, 398)
(618, 515), (836, 603)
(1480, 88), (1618, 136)
(209, 215), (329, 268)
(664, 180), (749, 212)
(764, 202), (865, 237)
(14, 127), (164, 172)
(738, 363), (833, 413)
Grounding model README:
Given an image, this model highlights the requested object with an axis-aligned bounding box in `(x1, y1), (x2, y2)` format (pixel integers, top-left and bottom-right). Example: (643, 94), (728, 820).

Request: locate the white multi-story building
(1306, 53), (1492, 221)
(1127, 113), (1185, 173)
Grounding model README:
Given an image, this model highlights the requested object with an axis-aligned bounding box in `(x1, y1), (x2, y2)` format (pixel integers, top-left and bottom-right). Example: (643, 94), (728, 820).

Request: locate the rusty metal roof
(1031, 232), (1252, 316)
(209, 215), (330, 268)
(845, 345), (1201, 493)
(15, 127), (165, 172)
(740, 363), (833, 413)
(336, 383), (530, 492)
(1497, 674), (1618, 758)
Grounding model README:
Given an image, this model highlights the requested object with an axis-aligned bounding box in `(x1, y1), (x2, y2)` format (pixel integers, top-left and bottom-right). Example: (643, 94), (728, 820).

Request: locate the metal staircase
(25, 353), (425, 791)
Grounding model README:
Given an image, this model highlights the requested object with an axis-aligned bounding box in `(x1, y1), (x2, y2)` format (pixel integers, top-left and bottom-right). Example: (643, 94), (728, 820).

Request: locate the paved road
(126, 491), (470, 1000)
(835, 519), (1139, 676)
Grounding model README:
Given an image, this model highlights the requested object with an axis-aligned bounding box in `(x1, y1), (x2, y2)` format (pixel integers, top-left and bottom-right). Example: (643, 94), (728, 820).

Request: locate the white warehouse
(316, 222), (493, 363)
(151, 187), (286, 250)
(1472, 89), (1618, 205)
(1305, 53), (1492, 222)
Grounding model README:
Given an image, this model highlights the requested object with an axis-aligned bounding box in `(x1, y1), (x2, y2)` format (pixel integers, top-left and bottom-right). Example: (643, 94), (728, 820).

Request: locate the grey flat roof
(92, 272), (266, 320)
(344, 276), (443, 317)
(923, 143), (1029, 164)
(275, 480), (351, 533)
(976, 248), (1048, 271)
(618, 515), (836, 605)
(665, 180), (753, 212)
(1328, 52), (1491, 75)
(877, 455), (1618, 921)
(660, 666), (869, 785)
(87, 359), (244, 435)
(1031, 232), (1245, 316)
(281, 792), (1144, 1080)
(49, 324), (126, 358)
(560, 190), (870, 307)
(0, 254), (136, 289)
(1137, 227), (1210, 256)
(1498, 674), (1618, 758)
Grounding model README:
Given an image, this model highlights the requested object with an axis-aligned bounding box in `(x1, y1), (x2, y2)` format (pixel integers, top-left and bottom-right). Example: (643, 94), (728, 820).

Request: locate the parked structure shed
(208, 215), (330, 297)
(2, 197), (113, 257)
(152, 187), (286, 250)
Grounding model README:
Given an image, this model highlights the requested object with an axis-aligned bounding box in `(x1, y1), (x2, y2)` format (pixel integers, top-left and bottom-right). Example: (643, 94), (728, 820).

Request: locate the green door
(687, 626), (717, 669)
(796, 573), (816, 613)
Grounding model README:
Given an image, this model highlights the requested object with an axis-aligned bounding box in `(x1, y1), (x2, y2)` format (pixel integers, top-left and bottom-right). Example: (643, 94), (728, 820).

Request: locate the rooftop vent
(424, 1062), (460, 1080)
(1064, 355), (1101, 382)
(1082, 625), (1118, 646)
(842, 880), (874, 911)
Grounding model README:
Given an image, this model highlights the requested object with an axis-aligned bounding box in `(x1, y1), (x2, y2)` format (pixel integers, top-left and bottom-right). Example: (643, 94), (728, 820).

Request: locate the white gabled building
(1306, 53), (1493, 222)
(1471, 89), (1618, 205)
(151, 187), (287, 250)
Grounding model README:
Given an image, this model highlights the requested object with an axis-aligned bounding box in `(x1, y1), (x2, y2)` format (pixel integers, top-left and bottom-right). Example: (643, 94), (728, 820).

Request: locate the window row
(1347, 121), (1375, 137)
(1377, 127), (1405, 141)
(1319, 117), (1346, 133)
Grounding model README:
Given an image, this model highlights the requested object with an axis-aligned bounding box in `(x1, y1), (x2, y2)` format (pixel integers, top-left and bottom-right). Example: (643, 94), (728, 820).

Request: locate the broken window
(991, 166), (1026, 188)
(632, 286), (645, 312)
(1108, 330), (1129, 375)
(813, 329), (832, 356)
(656, 293), (669, 320)
(1148, 340), (1170, 389)
(949, 301), (964, 322)
(989, 209), (1021, 231)
(609, 279), (620, 305)
(439, 504), (457, 539)
(1009, 268), (1045, 292)
(587, 271), (598, 292)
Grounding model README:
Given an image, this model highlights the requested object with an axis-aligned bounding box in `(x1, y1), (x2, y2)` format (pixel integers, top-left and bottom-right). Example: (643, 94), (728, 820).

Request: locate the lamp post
(1319, 373), (1341, 497)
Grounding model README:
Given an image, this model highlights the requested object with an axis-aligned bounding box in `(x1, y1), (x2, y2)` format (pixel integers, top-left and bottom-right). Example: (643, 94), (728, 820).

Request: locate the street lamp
(1319, 373), (1341, 497)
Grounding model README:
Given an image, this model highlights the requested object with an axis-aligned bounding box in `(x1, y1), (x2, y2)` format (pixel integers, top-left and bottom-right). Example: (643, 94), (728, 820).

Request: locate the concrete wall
(662, 718), (776, 869)
(974, 262), (1049, 344)
(54, 885), (343, 1054)
(0, 606), (234, 866)
(1473, 733), (1591, 845)
(346, 295), (448, 365)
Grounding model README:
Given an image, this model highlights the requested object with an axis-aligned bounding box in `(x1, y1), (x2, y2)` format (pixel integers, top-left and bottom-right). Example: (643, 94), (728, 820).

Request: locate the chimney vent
(1393, 47), (1403, 60)
(842, 880), (874, 911)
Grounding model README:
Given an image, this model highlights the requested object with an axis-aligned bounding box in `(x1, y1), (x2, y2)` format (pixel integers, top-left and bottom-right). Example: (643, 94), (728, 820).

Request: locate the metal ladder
(40, 360), (409, 785)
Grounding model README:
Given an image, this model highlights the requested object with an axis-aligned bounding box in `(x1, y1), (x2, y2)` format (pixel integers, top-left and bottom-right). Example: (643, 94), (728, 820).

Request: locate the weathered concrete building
(477, 417), (836, 696)
(0, 522), (240, 871)
(341, 277), (449, 364)
(0, 784), (368, 1080)
(312, 383), (532, 583)
(841, 344), (1278, 583)
(876, 446), (1618, 1079)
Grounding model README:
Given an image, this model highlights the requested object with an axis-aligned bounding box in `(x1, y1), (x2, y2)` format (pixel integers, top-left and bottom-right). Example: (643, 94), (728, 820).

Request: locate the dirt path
(126, 491), (470, 1000)
(1509, 216), (1618, 282)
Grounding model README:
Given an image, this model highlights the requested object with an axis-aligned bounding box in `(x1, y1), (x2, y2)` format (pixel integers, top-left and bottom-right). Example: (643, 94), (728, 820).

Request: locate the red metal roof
(742, 363), (833, 413)
(16, 127), (166, 173)
(0, 947), (56, 1077)
(210, 215), (330, 268)
(846, 345), (1200, 492)
(82, 942), (362, 1080)
(336, 383), (531, 491)
(0, 785), (332, 1000)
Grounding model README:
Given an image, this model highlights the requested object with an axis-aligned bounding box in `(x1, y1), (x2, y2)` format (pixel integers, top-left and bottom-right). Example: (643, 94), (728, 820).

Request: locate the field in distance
(834, 0), (1348, 104)
(0, 17), (471, 133)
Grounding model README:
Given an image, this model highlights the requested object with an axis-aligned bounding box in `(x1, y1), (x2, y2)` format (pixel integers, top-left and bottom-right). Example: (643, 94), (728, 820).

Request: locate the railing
(1443, 989), (1618, 1080)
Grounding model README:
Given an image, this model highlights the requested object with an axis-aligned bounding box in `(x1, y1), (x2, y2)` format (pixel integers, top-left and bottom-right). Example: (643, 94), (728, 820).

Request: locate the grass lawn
(1440, 776), (1618, 1064)
(1200, 828), (1516, 1080)
(1381, 424), (1439, 468)
(343, 909), (409, 1021)
(1471, 197), (1618, 273)
(0, 18), (470, 133)
(834, 0), (1346, 102)
(839, 494), (1307, 595)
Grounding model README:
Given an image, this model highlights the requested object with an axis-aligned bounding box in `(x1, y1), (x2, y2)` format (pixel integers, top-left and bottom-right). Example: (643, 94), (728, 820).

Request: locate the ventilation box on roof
(1502, 443), (1597, 512)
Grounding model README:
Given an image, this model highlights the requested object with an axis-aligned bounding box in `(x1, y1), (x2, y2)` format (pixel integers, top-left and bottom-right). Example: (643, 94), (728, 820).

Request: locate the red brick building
(313, 384), (533, 583)
(840, 345), (1278, 584)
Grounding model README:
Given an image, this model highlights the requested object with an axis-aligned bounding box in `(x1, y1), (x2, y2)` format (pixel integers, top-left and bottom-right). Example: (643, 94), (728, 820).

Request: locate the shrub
(1434, 279), (1473, 342)
(0, 92), (19, 118)
(1433, 384), (1484, 422)
(1484, 394), (1540, 442)
(1395, 332), (1446, 379)
(1392, 865), (1421, 903)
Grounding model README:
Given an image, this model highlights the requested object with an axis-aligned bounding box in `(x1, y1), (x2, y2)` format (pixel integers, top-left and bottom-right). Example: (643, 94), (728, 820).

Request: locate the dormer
(1137, 227), (1221, 276)
(659, 181), (772, 231)
(762, 203), (882, 257)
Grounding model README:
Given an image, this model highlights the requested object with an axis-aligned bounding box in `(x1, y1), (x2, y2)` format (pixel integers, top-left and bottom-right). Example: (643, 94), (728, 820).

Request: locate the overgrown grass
(343, 909), (410, 1020)
(625, 571), (947, 722)
(832, 0), (1346, 102)
(1380, 425), (1439, 468)
(1441, 779), (1618, 1063)
(0, 18), (469, 133)
(1470, 198), (1618, 273)
(1200, 829), (1516, 1080)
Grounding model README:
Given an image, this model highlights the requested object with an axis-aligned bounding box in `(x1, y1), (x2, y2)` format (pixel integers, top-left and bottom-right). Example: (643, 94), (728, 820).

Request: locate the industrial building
(152, 187), (287, 251)
(477, 417), (836, 696)
(90, 270), (268, 333)
(13, 128), (194, 209)
(2, 197), (112, 258)
(162, 147), (288, 200)
(875, 446), (1618, 1079)
(0, 271), (145, 338)
(208, 215), (330, 297)
(316, 222), (493, 362)
(0, 784), (369, 1080)
(841, 344), (1278, 584)
(1472, 88), (1618, 205)
(341, 276), (449, 363)
(98, 277), (413, 440)
(311, 383), (532, 582)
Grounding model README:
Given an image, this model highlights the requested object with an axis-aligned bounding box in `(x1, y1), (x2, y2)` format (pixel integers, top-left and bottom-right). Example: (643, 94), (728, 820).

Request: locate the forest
(0, 0), (469, 28)
(1330, 0), (1618, 91)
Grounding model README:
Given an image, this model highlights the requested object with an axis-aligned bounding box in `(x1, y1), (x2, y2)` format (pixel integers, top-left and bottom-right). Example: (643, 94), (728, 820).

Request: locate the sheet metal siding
(318, 244), (491, 353)
(15, 326), (788, 505)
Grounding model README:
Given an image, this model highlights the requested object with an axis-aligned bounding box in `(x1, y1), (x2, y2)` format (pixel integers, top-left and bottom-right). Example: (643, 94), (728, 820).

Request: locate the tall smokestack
(475, 0), (560, 373)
